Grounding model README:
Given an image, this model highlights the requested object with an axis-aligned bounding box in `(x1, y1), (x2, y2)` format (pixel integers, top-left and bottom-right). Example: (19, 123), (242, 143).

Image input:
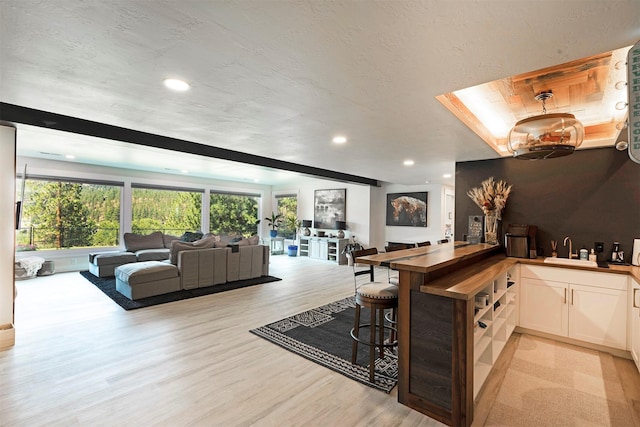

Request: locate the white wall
(373, 182), (453, 249)
(273, 180), (374, 247)
(274, 180), (457, 252)
(0, 125), (16, 348)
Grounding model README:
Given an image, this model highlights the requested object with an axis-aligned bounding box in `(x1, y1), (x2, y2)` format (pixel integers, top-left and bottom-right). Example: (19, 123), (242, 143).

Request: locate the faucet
(563, 236), (577, 259)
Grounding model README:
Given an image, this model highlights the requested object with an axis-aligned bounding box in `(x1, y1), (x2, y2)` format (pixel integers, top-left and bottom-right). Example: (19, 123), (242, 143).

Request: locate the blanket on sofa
(79, 271), (281, 310)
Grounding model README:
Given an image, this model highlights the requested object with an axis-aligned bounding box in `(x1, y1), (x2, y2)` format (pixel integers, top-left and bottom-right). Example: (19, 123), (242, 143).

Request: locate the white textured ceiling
(1, 1), (639, 186)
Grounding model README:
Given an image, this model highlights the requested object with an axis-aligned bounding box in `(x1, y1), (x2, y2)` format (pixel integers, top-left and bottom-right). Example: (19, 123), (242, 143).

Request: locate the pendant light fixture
(507, 91), (584, 160)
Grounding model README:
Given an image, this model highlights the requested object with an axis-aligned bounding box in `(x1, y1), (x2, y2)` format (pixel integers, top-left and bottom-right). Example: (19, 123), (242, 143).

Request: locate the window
(276, 194), (298, 239)
(209, 191), (260, 237)
(16, 177), (122, 250)
(131, 185), (202, 236)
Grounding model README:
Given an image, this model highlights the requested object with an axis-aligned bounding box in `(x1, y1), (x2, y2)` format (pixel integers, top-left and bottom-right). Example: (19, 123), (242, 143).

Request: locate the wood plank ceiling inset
(436, 48), (629, 156)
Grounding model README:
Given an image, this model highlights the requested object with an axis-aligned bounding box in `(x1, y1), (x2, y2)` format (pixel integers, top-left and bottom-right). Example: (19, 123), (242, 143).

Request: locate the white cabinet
(569, 283), (627, 348)
(309, 238), (328, 260)
(520, 265), (628, 350)
(473, 265), (519, 399)
(520, 277), (568, 336)
(631, 278), (640, 372)
(303, 237), (348, 265)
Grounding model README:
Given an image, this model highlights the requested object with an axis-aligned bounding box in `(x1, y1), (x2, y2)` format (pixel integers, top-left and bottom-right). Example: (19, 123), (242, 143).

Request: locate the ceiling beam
(0, 102), (379, 187)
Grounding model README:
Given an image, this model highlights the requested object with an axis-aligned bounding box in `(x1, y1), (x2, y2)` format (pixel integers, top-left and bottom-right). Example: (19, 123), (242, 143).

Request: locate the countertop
(519, 257), (640, 283)
(420, 255), (640, 301)
(354, 241), (499, 272)
(355, 244), (640, 300)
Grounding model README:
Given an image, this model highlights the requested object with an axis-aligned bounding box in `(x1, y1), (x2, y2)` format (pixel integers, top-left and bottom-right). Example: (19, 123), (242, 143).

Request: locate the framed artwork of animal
(314, 188), (346, 229)
(386, 192), (428, 227)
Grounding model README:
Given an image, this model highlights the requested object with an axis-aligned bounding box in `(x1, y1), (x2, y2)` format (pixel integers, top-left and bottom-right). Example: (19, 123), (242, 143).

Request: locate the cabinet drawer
(520, 265), (627, 291)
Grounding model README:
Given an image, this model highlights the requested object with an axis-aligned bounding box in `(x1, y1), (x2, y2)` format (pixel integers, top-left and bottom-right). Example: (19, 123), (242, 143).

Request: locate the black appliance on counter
(505, 224), (538, 258)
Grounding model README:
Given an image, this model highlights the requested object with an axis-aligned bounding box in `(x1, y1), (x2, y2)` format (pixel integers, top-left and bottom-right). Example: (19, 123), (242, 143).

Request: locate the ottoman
(115, 261), (180, 300)
(89, 251), (137, 278)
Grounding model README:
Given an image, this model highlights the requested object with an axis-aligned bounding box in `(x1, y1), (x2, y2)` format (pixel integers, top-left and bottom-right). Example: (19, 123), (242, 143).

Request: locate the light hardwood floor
(2, 256), (639, 426)
(1, 256), (442, 427)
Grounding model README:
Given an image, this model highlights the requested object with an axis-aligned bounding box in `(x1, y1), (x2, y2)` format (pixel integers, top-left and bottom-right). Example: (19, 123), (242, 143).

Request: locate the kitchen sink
(543, 257), (598, 268)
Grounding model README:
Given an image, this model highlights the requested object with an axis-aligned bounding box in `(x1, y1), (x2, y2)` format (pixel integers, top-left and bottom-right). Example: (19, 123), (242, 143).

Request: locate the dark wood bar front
(355, 243), (507, 426)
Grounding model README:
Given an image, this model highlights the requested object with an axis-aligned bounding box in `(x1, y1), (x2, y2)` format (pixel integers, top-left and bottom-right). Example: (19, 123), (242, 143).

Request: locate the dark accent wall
(455, 148), (640, 262)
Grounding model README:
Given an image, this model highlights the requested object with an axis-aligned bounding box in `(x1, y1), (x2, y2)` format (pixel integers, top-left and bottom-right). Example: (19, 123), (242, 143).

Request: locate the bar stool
(350, 248), (398, 382)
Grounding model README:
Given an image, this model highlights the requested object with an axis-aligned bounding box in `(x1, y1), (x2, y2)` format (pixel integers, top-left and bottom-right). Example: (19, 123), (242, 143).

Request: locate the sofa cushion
(170, 236), (217, 264)
(163, 234), (180, 248)
(92, 251), (137, 266)
(115, 261), (178, 286)
(123, 231), (164, 252)
(136, 248), (170, 262)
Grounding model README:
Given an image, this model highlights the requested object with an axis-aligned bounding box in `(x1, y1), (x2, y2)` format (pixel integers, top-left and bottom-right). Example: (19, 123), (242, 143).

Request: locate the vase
(484, 212), (499, 245)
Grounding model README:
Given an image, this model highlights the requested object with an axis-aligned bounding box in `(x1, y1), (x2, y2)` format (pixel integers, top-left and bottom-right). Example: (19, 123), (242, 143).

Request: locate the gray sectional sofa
(88, 232), (270, 300)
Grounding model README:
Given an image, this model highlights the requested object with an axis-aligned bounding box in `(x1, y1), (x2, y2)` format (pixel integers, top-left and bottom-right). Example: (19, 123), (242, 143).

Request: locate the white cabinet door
(520, 277), (568, 336)
(569, 283), (627, 349)
(319, 240), (328, 259)
(631, 279), (640, 372)
(309, 239), (320, 259)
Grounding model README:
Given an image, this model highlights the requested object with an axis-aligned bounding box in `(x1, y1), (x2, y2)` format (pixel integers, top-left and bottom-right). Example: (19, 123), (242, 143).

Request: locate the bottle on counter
(588, 249), (597, 262)
(579, 248), (588, 260)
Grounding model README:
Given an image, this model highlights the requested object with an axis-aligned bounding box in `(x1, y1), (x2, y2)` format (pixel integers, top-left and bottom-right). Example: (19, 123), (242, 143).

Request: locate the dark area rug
(250, 296), (397, 393)
(79, 271), (282, 311)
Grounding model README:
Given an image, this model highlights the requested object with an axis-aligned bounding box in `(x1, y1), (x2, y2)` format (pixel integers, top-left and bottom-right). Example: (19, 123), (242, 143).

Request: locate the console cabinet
(299, 237), (348, 265)
(520, 265), (628, 350)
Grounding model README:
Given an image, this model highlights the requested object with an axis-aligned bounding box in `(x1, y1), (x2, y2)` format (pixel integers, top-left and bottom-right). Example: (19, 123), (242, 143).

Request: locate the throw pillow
(202, 233), (221, 242)
(124, 231), (164, 252)
(163, 234), (180, 248)
(236, 235), (260, 246)
(180, 231), (204, 242)
(170, 236), (216, 265)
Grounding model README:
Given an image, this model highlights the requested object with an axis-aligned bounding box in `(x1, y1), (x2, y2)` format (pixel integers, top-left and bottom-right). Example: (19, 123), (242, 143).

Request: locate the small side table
(263, 237), (285, 255)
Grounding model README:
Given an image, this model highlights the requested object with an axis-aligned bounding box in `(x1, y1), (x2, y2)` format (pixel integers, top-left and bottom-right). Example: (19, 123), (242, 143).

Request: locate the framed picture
(386, 192), (428, 227)
(314, 189), (346, 229)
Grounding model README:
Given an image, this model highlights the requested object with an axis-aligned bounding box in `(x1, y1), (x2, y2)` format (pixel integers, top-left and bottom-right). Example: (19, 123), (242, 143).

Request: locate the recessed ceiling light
(65, 154), (75, 159)
(403, 160), (415, 166)
(443, 173), (452, 178)
(163, 78), (190, 91)
(425, 180), (430, 184)
(332, 136), (347, 144)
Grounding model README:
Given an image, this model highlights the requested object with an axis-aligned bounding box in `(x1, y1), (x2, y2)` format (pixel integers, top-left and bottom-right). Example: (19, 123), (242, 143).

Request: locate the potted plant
(284, 214), (301, 256)
(265, 212), (283, 238)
